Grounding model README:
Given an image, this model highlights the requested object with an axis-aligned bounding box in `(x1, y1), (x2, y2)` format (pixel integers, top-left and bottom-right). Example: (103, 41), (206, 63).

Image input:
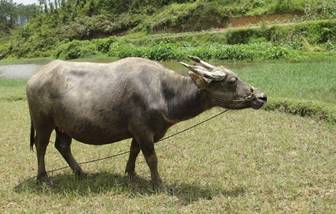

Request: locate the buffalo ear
(188, 72), (209, 89)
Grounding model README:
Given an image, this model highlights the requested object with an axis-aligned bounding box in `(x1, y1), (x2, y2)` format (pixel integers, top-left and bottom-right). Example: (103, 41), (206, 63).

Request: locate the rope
(29, 109), (230, 179)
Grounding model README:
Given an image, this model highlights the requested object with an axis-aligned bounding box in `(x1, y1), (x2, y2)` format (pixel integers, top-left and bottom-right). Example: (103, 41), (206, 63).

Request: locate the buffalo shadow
(15, 171), (245, 205)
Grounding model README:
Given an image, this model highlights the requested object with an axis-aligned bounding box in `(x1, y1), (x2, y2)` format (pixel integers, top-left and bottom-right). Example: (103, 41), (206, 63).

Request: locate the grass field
(0, 61), (335, 213)
(233, 62), (336, 104)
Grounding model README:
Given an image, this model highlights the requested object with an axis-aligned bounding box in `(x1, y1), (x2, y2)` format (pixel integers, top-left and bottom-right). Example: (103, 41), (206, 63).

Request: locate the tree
(0, 0), (39, 30)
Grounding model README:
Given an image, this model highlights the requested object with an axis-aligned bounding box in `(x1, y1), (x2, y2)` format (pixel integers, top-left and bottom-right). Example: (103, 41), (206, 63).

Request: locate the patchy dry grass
(0, 98), (335, 213)
(0, 61), (335, 213)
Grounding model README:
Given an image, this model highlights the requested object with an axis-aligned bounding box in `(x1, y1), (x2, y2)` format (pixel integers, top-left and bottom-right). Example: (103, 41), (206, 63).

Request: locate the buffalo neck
(163, 76), (211, 122)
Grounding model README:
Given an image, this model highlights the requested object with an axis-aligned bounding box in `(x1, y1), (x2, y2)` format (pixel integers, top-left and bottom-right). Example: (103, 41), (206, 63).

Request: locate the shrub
(147, 1), (229, 32)
(95, 37), (117, 53)
(217, 45), (255, 60)
(265, 46), (289, 59)
(55, 40), (97, 60)
(117, 46), (148, 58)
(108, 41), (148, 58)
(147, 43), (183, 60)
(0, 42), (9, 59)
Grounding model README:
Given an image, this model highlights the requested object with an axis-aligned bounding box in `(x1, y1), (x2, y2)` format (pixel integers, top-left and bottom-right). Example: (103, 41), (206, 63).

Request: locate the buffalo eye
(227, 77), (237, 85)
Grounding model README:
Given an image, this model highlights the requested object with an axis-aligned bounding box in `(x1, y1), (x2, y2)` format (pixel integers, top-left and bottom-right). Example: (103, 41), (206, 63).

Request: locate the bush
(216, 45), (255, 60)
(108, 41), (148, 58)
(55, 40), (97, 60)
(265, 46), (289, 59)
(107, 40), (291, 61)
(147, 43), (183, 60)
(0, 43), (9, 59)
(146, 1), (229, 32)
(95, 37), (117, 53)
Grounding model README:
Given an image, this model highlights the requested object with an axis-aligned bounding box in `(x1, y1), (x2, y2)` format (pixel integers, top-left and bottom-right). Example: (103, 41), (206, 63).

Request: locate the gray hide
(26, 57), (267, 188)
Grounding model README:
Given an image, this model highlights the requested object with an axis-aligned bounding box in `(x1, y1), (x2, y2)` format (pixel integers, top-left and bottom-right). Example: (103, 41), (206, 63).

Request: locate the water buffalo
(27, 56), (267, 189)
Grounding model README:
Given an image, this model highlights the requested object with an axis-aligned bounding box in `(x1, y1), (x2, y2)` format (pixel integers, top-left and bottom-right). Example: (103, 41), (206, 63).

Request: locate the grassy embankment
(1, 0), (336, 60)
(0, 61), (335, 212)
(2, 18), (335, 64)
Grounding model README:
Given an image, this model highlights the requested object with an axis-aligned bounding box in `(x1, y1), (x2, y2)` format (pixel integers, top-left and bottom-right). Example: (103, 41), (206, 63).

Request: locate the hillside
(1, 0), (336, 60)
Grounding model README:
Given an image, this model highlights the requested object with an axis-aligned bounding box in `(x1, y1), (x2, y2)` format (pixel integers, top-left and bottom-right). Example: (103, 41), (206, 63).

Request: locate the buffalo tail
(30, 121), (35, 151)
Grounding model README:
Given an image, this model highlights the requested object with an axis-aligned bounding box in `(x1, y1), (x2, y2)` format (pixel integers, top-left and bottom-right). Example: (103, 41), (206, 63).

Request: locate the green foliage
(55, 40), (97, 60)
(271, 0), (305, 13)
(107, 41), (183, 60)
(148, 43), (183, 60)
(0, 0), (39, 29)
(0, 41), (9, 59)
(4, 19), (336, 60)
(265, 46), (289, 59)
(95, 37), (117, 53)
(105, 41), (290, 61)
(108, 42), (148, 58)
(143, 1), (230, 32)
(223, 19), (336, 46)
(3, 1), (336, 60)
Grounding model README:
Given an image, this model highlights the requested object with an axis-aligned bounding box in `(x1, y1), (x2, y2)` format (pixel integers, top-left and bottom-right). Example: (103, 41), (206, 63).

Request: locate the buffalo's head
(181, 56), (267, 110)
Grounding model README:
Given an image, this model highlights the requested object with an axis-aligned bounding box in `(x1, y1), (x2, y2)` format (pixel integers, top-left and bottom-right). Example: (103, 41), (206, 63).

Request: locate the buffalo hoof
(36, 176), (54, 187)
(152, 181), (166, 193)
(125, 171), (138, 181)
(74, 171), (87, 179)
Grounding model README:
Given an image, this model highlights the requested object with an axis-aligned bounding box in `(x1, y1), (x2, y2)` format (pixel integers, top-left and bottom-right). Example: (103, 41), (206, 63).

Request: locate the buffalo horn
(188, 56), (215, 70)
(180, 62), (226, 81)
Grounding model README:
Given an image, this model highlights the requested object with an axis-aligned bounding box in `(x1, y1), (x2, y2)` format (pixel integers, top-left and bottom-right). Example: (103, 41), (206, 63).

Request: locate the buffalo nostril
(250, 87), (255, 93)
(259, 95), (267, 102)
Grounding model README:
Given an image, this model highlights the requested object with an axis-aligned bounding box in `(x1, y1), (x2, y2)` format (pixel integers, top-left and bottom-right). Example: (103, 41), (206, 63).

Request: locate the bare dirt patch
(228, 13), (303, 28)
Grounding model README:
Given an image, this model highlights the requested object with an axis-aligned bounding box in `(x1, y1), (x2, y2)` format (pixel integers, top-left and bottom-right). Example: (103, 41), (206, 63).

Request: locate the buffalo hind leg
(55, 130), (84, 176)
(125, 139), (140, 179)
(35, 127), (53, 183)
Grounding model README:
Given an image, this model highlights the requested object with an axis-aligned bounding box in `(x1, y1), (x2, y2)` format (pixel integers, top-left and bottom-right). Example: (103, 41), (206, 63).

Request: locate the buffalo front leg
(125, 139), (140, 179)
(140, 142), (163, 190)
(55, 130), (84, 176)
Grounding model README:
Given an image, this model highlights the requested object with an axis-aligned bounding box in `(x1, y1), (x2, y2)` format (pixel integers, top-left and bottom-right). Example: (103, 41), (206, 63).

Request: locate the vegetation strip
(8, 18), (334, 61)
(265, 98), (336, 124)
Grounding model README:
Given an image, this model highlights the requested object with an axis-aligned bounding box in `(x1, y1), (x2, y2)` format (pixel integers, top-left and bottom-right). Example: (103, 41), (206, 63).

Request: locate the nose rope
(23, 109), (230, 182)
(232, 88), (257, 102)
(232, 94), (255, 102)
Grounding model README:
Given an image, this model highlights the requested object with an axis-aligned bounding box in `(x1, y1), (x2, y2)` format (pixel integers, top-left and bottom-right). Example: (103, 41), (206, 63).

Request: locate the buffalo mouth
(251, 94), (267, 109)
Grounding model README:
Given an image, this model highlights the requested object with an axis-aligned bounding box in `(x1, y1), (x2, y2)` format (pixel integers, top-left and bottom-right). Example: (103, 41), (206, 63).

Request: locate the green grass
(232, 62), (336, 123)
(0, 57), (53, 66)
(233, 62), (336, 104)
(0, 79), (26, 102)
(0, 61), (335, 212)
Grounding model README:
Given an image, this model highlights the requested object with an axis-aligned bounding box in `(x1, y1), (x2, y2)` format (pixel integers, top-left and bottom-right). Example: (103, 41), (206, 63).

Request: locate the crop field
(0, 61), (335, 213)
